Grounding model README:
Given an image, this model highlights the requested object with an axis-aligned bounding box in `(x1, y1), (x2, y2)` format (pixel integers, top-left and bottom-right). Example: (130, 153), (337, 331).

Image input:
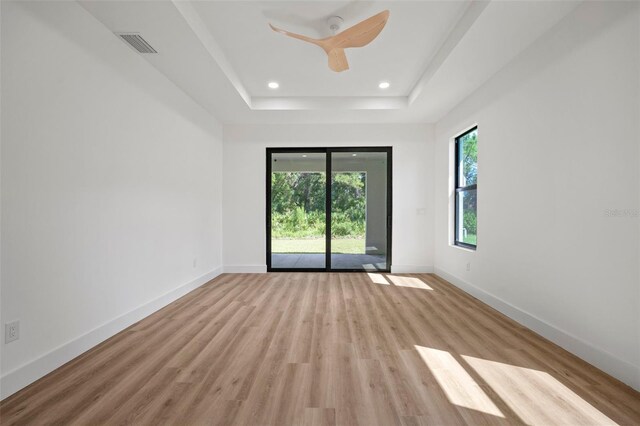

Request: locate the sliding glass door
(268, 151), (327, 269)
(330, 150), (389, 271)
(267, 147), (391, 272)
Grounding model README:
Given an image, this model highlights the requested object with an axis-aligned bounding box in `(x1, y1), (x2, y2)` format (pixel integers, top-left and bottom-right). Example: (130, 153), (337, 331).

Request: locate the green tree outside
(271, 172), (367, 253)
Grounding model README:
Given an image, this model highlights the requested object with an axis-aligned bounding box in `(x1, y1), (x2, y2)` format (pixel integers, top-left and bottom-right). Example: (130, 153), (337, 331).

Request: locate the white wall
(434, 1), (640, 389)
(223, 124), (434, 273)
(1, 1), (223, 398)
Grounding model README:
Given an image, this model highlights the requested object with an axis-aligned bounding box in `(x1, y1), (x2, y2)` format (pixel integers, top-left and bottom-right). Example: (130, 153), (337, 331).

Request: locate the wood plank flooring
(1, 273), (639, 425)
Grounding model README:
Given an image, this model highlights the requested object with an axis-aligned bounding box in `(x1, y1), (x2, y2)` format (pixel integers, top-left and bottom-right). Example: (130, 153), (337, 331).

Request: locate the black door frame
(266, 147), (392, 273)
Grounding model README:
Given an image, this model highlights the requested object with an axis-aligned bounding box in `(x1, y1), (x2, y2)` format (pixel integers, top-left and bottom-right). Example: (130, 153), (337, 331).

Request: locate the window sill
(450, 243), (476, 253)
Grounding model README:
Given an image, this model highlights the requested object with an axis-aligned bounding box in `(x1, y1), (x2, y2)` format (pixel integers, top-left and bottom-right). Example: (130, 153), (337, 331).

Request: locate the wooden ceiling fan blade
(269, 23), (322, 47)
(331, 10), (390, 49)
(269, 11), (388, 72)
(327, 48), (349, 72)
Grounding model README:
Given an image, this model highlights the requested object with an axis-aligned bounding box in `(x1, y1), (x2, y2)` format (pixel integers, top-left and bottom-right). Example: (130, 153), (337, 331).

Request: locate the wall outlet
(193, 258), (197, 268)
(466, 262), (471, 271)
(5, 320), (19, 344)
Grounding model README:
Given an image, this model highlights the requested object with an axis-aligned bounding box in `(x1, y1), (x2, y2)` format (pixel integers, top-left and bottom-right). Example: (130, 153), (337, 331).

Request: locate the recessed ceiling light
(378, 81), (390, 89)
(268, 81), (279, 89)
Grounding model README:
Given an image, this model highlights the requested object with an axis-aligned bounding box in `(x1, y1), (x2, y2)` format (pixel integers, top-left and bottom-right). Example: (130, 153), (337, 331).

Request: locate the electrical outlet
(193, 258), (197, 268)
(466, 262), (471, 271)
(5, 320), (19, 344)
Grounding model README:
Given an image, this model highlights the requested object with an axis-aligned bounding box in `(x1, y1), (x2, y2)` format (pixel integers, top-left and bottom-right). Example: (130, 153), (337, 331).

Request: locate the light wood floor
(1, 273), (639, 425)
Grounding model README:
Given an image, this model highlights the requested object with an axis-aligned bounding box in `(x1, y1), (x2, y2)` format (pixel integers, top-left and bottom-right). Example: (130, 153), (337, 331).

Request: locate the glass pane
(331, 151), (388, 271)
(271, 152), (326, 269)
(458, 129), (477, 187)
(456, 189), (477, 246)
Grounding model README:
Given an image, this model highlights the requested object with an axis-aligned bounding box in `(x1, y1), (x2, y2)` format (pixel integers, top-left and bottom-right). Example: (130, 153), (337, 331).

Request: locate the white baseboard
(434, 267), (640, 392)
(5, 266), (636, 400)
(224, 265), (267, 273)
(391, 264), (434, 274)
(0, 267), (223, 400)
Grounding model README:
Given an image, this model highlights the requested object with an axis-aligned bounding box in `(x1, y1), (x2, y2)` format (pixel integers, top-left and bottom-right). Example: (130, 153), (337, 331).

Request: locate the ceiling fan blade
(269, 11), (388, 72)
(327, 48), (349, 72)
(328, 10), (390, 49)
(269, 23), (322, 47)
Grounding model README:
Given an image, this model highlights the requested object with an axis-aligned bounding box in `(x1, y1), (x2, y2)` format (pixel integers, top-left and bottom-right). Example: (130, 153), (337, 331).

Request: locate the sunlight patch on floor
(415, 346), (504, 418)
(462, 355), (617, 425)
(387, 275), (433, 290)
(367, 273), (390, 285)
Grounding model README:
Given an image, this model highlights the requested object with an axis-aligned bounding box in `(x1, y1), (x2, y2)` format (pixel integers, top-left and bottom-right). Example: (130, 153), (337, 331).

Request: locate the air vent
(116, 33), (157, 54)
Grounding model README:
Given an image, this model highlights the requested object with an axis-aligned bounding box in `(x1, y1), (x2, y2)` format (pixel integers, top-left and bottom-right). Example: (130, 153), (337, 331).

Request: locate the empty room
(1, 0), (639, 424)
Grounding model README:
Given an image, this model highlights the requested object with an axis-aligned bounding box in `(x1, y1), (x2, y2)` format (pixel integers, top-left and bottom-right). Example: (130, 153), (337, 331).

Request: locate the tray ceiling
(79, 0), (581, 123)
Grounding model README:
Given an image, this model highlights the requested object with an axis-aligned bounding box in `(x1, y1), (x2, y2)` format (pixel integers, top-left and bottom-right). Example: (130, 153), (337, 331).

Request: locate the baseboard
(0, 266), (223, 400)
(224, 265), (267, 273)
(391, 264), (434, 274)
(434, 267), (640, 392)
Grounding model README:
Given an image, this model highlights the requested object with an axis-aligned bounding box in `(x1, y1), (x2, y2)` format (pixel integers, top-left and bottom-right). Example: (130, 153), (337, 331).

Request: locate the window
(455, 127), (477, 249)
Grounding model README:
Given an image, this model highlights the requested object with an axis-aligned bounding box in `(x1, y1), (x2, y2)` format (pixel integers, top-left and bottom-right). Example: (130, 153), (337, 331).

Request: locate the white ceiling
(79, 0), (581, 124)
(192, 1), (468, 97)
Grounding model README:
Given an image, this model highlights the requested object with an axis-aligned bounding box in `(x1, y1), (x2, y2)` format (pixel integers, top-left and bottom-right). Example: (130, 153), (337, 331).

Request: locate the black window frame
(266, 147), (392, 272)
(454, 127), (477, 250)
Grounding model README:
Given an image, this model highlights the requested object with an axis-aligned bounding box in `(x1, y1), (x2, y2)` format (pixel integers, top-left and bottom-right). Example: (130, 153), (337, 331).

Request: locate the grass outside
(272, 238), (364, 254)
(462, 234), (477, 245)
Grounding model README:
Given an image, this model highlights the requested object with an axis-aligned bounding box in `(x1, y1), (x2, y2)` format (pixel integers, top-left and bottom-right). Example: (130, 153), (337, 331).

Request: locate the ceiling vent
(116, 33), (157, 54)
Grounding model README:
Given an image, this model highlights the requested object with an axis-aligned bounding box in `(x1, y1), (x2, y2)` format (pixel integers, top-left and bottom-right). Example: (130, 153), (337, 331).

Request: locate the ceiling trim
(172, 0), (489, 112)
(408, 0), (490, 105)
(252, 96), (407, 110)
(171, 0), (252, 107)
